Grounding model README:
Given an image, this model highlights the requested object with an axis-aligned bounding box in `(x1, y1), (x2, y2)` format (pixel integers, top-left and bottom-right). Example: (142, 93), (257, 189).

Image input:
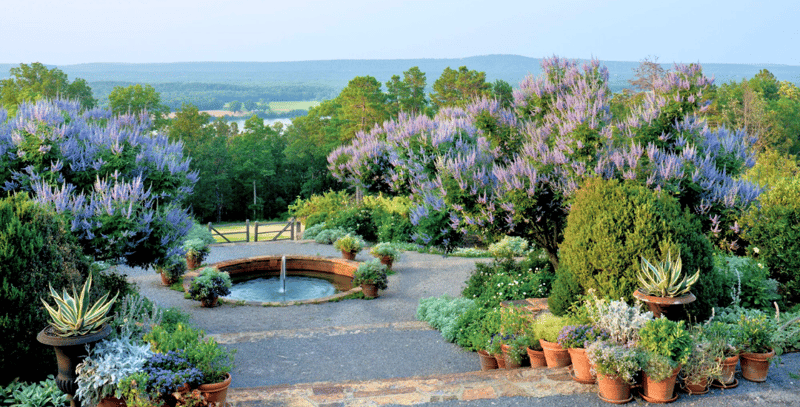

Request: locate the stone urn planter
(37, 324), (113, 407)
(633, 289), (696, 320)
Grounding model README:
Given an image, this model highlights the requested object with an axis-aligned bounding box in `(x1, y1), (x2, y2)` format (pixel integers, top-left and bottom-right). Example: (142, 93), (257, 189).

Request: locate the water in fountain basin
(227, 276), (337, 302)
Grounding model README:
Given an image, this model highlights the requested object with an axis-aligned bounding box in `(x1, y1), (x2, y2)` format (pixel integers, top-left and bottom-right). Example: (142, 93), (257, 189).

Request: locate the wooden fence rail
(207, 218), (301, 243)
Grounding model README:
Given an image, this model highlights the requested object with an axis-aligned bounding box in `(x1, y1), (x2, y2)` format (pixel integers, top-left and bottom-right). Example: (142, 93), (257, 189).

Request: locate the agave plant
(40, 274), (118, 337)
(638, 251), (700, 297)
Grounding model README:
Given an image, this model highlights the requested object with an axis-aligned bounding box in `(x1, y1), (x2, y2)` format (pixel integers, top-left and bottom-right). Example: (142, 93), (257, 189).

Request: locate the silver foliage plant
(585, 291), (653, 346)
(75, 337), (153, 406)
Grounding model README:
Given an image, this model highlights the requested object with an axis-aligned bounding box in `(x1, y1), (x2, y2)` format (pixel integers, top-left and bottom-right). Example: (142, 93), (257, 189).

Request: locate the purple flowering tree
(329, 57), (760, 267)
(0, 99), (197, 268)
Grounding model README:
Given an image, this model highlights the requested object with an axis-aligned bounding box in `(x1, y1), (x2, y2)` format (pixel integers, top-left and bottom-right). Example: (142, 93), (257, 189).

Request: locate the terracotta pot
(493, 353), (506, 369)
(186, 254), (200, 270)
(342, 250), (357, 260)
(568, 348), (595, 384)
(160, 271), (178, 286)
(478, 350), (499, 371)
(717, 354), (739, 384)
(642, 367), (680, 403)
(539, 339), (571, 368)
(200, 296), (219, 308)
(379, 255), (394, 270)
(632, 289), (696, 320)
(501, 344), (522, 369)
(36, 324), (113, 407)
(361, 283), (379, 298)
(198, 373), (232, 407)
(740, 350), (774, 382)
(527, 347), (547, 368)
(596, 373), (632, 404)
(682, 376), (709, 395)
(96, 396), (126, 407)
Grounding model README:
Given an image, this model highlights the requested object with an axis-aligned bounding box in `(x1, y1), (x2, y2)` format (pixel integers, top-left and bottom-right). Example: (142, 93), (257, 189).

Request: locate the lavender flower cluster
(142, 351), (203, 395)
(0, 99), (197, 268)
(329, 56), (759, 255)
(557, 324), (611, 349)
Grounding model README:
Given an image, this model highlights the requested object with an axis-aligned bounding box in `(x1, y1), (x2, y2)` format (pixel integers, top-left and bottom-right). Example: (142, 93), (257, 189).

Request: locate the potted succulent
(37, 274), (118, 407)
(157, 255), (188, 286)
(637, 317), (692, 403)
(183, 223), (215, 269)
(586, 340), (641, 404)
(536, 313), (570, 368)
(680, 327), (724, 395)
(352, 259), (388, 298)
(334, 234), (364, 260)
(557, 324), (610, 384)
(633, 251), (699, 319)
(369, 242), (403, 270)
(738, 313), (775, 382)
(704, 321), (741, 387)
(189, 267), (232, 308)
(75, 337), (153, 407)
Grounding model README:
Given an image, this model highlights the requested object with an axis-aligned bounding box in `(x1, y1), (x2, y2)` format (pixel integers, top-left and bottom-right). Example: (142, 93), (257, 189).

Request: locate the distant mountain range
(2, 55), (798, 109)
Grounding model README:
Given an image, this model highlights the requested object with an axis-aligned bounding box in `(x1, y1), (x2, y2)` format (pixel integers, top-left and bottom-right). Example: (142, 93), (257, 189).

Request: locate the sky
(1, 0), (798, 66)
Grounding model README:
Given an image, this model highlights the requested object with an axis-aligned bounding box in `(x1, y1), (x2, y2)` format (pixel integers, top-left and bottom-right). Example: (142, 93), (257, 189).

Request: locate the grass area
(208, 221), (299, 243)
(269, 101), (319, 112)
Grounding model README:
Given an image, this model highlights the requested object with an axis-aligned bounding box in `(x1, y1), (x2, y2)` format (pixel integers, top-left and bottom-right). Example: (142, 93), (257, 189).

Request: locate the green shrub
(741, 176), (800, 304)
(288, 190), (352, 226)
(462, 254), (554, 309)
(301, 222), (328, 240)
(0, 194), (90, 383)
(713, 254), (781, 311)
(559, 178), (716, 319)
(547, 265), (583, 316)
(488, 236), (529, 260)
(373, 209), (413, 243)
(313, 227), (354, 244)
(416, 295), (477, 343)
(453, 307), (503, 351)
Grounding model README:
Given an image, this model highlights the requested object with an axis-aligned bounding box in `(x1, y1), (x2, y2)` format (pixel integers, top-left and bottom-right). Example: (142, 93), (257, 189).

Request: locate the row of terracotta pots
(478, 339), (572, 372)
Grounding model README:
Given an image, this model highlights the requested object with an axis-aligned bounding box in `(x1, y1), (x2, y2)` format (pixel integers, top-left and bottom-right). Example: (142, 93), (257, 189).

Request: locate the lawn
(268, 101), (320, 112)
(208, 221), (299, 243)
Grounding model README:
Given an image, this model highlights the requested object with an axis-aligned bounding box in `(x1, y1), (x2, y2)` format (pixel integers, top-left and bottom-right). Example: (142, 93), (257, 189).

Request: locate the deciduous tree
(0, 63), (96, 115)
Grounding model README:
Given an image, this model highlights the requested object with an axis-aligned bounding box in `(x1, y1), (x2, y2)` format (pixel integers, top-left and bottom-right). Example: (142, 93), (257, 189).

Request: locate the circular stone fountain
(210, 255), (359, 305)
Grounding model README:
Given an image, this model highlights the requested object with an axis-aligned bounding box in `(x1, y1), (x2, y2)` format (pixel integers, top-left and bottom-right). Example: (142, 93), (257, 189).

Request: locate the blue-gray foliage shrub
(416, 295), (477, 343)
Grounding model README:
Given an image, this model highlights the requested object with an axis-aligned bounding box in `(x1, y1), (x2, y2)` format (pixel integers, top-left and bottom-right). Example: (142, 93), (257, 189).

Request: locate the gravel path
(119, 240), (489, 388)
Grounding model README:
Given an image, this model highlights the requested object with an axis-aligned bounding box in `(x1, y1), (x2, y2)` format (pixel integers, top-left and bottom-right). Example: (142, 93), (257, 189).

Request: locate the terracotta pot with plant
(189, 267), (232, 308)
(369, 242), (403, 270)
(558, 324), (610, 384)
(334, 234), (363, 260)
(75, 337), (153, 407)
(703, 321), (741, 387)
(680, 325), (724, 395)
(536, 313), (571, 368)
(470, 328), (498, 371)
(638, 317), (692, 403)
(182, 223), (215, 270)
(157, 255), (187, 286)
(738, 314), (775, 382)
(352, 259), (388, 298)
(586, 341), (641, 404)
(37, 275), (118, 407)
(633, 251), (699, 320)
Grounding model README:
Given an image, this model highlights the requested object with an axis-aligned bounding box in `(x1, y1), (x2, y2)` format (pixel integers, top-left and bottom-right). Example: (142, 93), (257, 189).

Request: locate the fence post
(290, 218), (295, 240)
(254, 221), (259, 242)
(208, 222), (212, 233)
(246, 219), (250, 242)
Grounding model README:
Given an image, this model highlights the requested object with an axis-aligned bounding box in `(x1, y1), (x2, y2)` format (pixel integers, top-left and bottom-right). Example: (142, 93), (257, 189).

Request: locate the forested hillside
(2, 55), (798, 111)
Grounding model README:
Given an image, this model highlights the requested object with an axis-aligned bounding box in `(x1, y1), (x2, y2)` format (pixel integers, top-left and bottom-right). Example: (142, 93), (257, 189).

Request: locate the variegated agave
(638, 251), (700, 297)
(40, 274), (118, 337)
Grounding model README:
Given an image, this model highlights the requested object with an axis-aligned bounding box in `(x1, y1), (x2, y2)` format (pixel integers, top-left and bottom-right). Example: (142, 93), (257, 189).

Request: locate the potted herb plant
(536, 313), (570, 368)
(183, 223), (216, 269)
(468, 329), (498, 371)
(75, 337), (153, 407)
(157, 255), (188, 286)
(334, 234), (364, 260)
(557, 324), (610, 384)
(738, 313), (775, 382)
(500, 334), (529, 369)
(369, 242), (403, 270)
(704, 321), (741, 387)
(352, 259), (388, 298)
(189, 267), (232, 308)
(488, 334), (506, 368)
(522, 322), (546, 368)
(37, 274), (118, 407)
(680, 327), (723, 395)
(633, 251), (699, 319)
(637, 317), (692, 403)
(586, 340), (641, 404)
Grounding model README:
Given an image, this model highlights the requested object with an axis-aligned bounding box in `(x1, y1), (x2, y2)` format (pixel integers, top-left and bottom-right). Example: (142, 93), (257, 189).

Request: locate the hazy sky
(2, 0), (797, 66)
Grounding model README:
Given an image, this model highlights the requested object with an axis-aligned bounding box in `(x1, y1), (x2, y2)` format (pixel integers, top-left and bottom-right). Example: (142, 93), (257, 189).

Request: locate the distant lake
(227, 117), (293, 130)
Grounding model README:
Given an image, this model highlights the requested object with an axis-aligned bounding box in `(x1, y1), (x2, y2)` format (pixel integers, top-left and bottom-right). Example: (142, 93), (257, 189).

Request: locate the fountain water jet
(278, 255), (287, 293)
